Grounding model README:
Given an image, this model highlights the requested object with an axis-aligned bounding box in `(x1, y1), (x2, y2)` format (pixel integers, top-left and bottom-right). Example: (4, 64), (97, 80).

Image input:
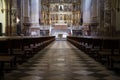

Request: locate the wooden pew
(67, 36), (120, 69)
(0, 36), (55, 79)
(0, 37), (16, 79)
(8, 37), (28, 63)
(97, 38), (119, 68)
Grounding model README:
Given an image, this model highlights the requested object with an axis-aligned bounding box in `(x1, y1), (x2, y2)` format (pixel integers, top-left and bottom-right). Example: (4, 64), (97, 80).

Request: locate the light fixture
(16, 17), (20, 23)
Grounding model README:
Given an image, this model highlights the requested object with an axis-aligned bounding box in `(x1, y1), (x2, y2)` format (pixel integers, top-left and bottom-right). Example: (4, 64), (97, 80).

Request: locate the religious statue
(59, 5), (62, 11)
(59, 5), (64, 11)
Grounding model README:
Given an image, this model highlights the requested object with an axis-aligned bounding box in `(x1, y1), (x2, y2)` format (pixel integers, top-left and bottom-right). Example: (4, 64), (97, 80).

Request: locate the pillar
(23, 0), (30, 22)
(30, 0), (40, 36)
(11, 0), (17, 36)
(104, 0), (112, 36)
(90, 0), (97, 23)
(22, 0), (31, 36)
(90, 0), (98, 36)
(31, 0), (39, 26)
(111, 0), (116, 36)
(98, 0), (105, 36)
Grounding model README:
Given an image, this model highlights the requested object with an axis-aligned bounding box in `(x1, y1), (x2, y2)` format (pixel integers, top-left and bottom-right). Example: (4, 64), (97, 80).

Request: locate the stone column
(104, 0), (112, 36)
(111, 0), (116, 36)
(91, 0), (97, 23)
(39, 0), (42, 35)
(31, 0), (39, 26)
(23, 0), (30, 22)
(39, 0), (41, 23)
(90, 0), (98, 36)
(83, 0), (92, 24)
(98, 0), (105, 36)
(23, 0), (31, 36)
(30, 0), (40, 36)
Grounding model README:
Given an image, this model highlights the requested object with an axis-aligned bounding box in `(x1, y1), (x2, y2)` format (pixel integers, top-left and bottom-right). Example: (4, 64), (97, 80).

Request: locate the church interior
(0, 0), (120, 80)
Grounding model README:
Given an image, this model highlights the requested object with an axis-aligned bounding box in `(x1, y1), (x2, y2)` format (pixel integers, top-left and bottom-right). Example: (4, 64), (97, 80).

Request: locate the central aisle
(5, 41), (120, 80)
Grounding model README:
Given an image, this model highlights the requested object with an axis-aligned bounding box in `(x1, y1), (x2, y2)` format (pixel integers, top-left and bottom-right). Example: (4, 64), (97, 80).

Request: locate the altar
(52, 23), (69, 39)
(54, 24), (67, 30)
(54, 21), (68, 30)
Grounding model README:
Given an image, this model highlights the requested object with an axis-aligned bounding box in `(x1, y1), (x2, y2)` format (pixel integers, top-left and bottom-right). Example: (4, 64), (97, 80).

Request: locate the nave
(4, 41), (120, 80)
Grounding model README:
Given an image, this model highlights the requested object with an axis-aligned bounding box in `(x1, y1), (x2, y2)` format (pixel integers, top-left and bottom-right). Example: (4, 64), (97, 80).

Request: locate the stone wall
(81, 0), (118, 36)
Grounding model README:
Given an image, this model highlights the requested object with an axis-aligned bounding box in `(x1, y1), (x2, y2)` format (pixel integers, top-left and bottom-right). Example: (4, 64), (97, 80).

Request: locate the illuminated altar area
(53, 23), (68, 38)
(41, 0), (81, 38)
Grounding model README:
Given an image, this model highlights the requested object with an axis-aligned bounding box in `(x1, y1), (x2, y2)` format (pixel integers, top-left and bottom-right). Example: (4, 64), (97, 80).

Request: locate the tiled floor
(3, 41), (120, 80)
